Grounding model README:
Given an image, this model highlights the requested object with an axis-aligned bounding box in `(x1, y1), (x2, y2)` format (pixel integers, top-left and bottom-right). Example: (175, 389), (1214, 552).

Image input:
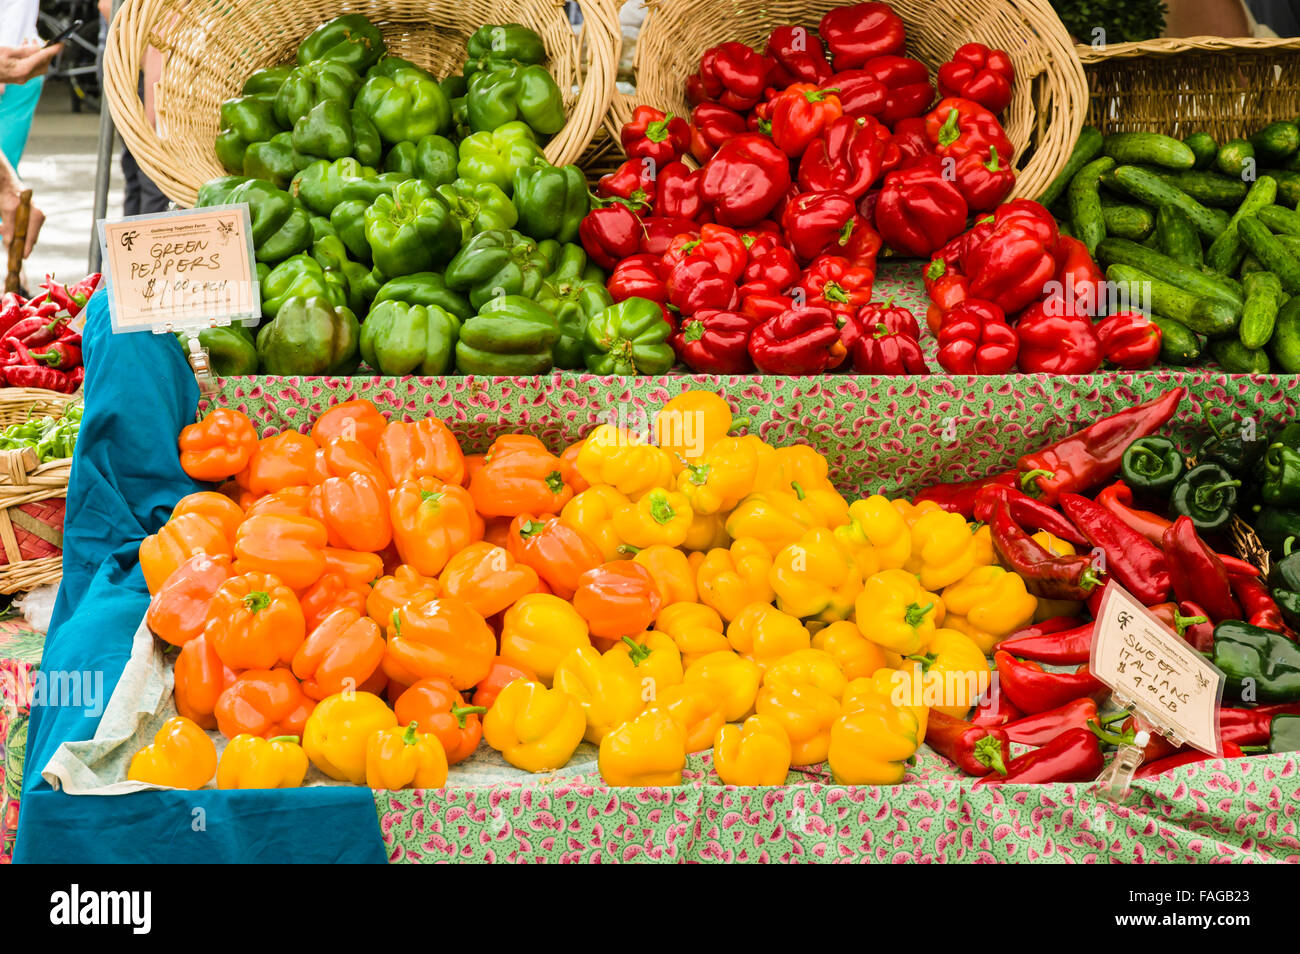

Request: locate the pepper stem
(451, 704), (488, 728)
(1019, 469), (1054, 495)
(1079, 566), (1105, 591)
(904, 601), (934, 628)
(984, 145), (1001, 172)
(1087, 718), (1134, 748)
(269, 735), (300, 745)
(1173, 611), (1208, 636)
(937, 108), (962, 147)
(242, 590), (271, 613)
(403, 721), (419, 746)
(1099, 710), (1130, 726)
(973, 734), (1008, 775)
(622, 635), (652, 667)
(1238, 745), (1269, 754)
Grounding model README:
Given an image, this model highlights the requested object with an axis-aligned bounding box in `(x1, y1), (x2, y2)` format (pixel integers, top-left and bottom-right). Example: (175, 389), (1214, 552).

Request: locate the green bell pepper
(291, 99), (381, 165)
(242, 131), (312, 190)
(512, 161), (588, 243)
(450, 96), (470, 140)
(297, 14), (386, 72)
(193, 324), (259, 375)
(1199, 410), (1268, 477)
(1119, 436), (1185, 496)
(360, 300), (460, 375)
(1212, 620), (1300, 702)
(1168, 462), (1241, 533)
(220, 94), (282, 146)
(256, 295), (361, 375)
(311, 234), (383, 314)
(227, 179), (313, 264)
(1254, 506), (1300, 554)
(330, 198), (372, 264)
(457, 122), (545, 195)
(372, 272), (473, 322)
(309, 214), (337, 242)
(465, 23), (546, 76)
(215, 130), (252, 176)
(536, 246), (613, 369)
(437, 179), (518, 243)
(243, 64), (294, 98)
(1272, 537), (1300, 629)
(274, 59), (363, 128)
(363, 179), (459, 278)
(383, 134), (458, 187)
(339, 171), (408, 204)
(366, 54), (423, 79)
(261, 253), (348, 318)
(444, 228), (550, 309)
(466, 65), (565, 137)
(291, 157), (372, 216)
(1267, 713), (1300, 753)
(1262, 442), (1300, 508)
(583, 297), (675, 375)
(354, 66), (451, 144)
(440, 73), (467, 100)
(197, 175), (251, 208)
(455, 295), (558, 374)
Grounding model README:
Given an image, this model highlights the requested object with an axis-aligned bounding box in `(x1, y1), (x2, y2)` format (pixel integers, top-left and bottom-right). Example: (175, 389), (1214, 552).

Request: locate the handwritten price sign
(98, 205), (260, 332)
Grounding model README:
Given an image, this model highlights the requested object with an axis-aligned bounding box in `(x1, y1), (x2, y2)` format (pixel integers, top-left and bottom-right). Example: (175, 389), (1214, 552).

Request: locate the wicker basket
(0, 389), (79, 595)
(1080, 36), (1300, 141)
(616, 0), (1088, 202)
(104, 0), (622, 207)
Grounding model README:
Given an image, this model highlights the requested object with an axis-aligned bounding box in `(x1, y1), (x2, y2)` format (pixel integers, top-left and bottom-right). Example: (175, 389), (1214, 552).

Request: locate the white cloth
(0, 0), (40, 48)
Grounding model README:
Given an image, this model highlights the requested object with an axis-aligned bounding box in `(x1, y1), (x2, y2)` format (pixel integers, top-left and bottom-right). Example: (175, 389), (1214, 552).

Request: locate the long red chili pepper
(996, 615), (1081, 645)
(994, 651), (1108, 714)
(1094, 480), (1171, 547)
(1146, 601), (1211, 648)
(1135, 742), (1244, 779)
(924, 710), (1011, 777)
(996, 620), (1094, 664)
(1229, 572), (1293, 637)
(1162, 516), (1241, 624)
(1002, 698), (1099, 746)
(972, 483), (1087, 545)
(1018, 388), (1185, 504)
(988, 500), (1103, 600)
(1219, 703), (1300, 746)
(912, 470), (1018, 518)
(970, 685), (1023, 727)
(1058, 492), (1171, 605)
(21, 315), (69, 349)
(975, 727), (1104, 785)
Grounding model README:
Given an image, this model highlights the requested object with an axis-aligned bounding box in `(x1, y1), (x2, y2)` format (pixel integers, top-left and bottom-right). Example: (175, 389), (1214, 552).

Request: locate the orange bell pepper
(438, 541), (540, 618)
(307, 473), (393, 553)
(170, 491), (244, 545)
(146, 552), (233, 647)
(179, 408), (259, 483)
(173, 634), (236, 730)
(292, 607), (386, 700)
(559, 485), (631, 562)
(644, 682), (726, 753)
(204, 571), (306, 669)
(127, 716), (218, 789)
(139, 512), (233, 594)
(321, 547), (383, 587)
(316, 437), (390, 490)
(558, 439), (589, 493)
(366, 721), (449, 789)
(232, 513), (328, 591)
(632, 544), (698, 605)
(299, 571), (368, 631)
(377, 416), (465, 487)
(462, 452), (485, 486)
(695, 537), (774, 622)
(384, 592), (495, 689)
(498, 593), (591, 685)
(653, 602), (729, 668)
(389, 477), (483, 576)
(572, 561), (663, 643)
(393, 676), (486, 764)
(214, 667), (315, 739)
(243, 485), (312, 519)
(367, 564), (439, 625)
(468, 434), (573, 517)
(239, 430), (319, 497)
(311, 398), (387, 454)
(505, 513), (602, 599)
(471, 656), (537, 709)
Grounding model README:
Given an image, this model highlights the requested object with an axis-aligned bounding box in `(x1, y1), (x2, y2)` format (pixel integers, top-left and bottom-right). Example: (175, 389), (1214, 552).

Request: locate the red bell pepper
(924, 96), (1013, 161)
(840, 299), (918, 360)
(826, 69), (887, 119)
(963, 204), (1060, 314)
(1230, 572), (1292, 635)
(912, 470), (1018, 519)
(994, 651), (1107, 715)
(1096, 311), (1161, 370)
(781, 191), (866, 263)
(971, 684), (1024, 728)
(819, 3), (906, 70)
(1017, 388), (1185, 503)
(972, 484), (1088, 545)
(670, 309), (757, 374)
(875, 157), (968, 258)
(953, 146), (1016, 212)
(596, 158), (656, 212)
(699, 134), (791, 227)
(1001, 698), (1098, 746)
(663, 224), (747, 282)
(666, 257), (738, 316)
(691, 42), (774, 112)
(740, 292), (793, 325)
(963, 199), (1059, 265)
(607, 253), (667, 304)
(844, 318), (926, 375)
(579, 202), (643, 270)
(1135, 742), (1244, 779)
(638, 217), (699, 257)
(769, 83), (844, 158)
(621, 105), (691, 167)
(923, 258), (969, 335)
(935, 299), (1018, 374)
(858, 55), (935, 125)
(977, 727), (1104, 785)
(1058, 492), (1171, 605)
(748, 305), (846, 374)
(936, 43), (1015, 115)
(888, 116), (932, 167)
(747, 94), (776, 137)
(925, 710), (1010, 777)
(795, 254), (874, 319)
(689, 103), (747, 165)
(1162, 516), (1242, 624)
(764, 24), (833, 87)
(797, 115), (895, 199)
(738, 232), (799, 298)
(1053, 234), (1107, 319)
(988, 500), (1103, 601)
(1016, 302), (1102, 374)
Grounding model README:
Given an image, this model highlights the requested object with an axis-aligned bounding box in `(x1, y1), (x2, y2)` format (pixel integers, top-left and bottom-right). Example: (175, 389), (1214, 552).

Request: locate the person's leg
(0, 76), (44, 170)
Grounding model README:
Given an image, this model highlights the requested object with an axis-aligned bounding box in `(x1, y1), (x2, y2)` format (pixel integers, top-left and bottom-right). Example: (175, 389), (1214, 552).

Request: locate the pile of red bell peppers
(582, 1), (1022, 375)
(0, 273), (97, 393)
(918, 386), (1285, 781)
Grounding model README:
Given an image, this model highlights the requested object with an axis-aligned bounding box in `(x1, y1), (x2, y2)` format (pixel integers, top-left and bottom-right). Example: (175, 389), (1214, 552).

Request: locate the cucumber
(1097, 238), (1245, 314)
(1262, 169), (1300, 207)
(1205, 175), (1278, 275)
(1038, 125), (1104, 208)
(1154, 171), (1249, 208)
(1101, 202), (1155, 240)
(1241, 255), (1265, 275)
(1183, 132), (1218, 170)
(1276, 233), (1300, 259)
(1239, 216), (1300, 294)
(1211, 338), (1271, 373)
(1150, 315), (1203, 365)
(1103, 132), (1196, 170)
(1058, 221), (1075, 240)
(1257, 203), (1300, 236)
(1241, 271), (1284, 349)
(1272, 295), (1300, 372)
(1250, 121), (1300, 164)
(1155, 205), (1203, 267)
(1106, 263), (1239, 337)
(1068, 157), (1113, 254)
(1110, 166), (1229, 241)
(1216, 138), (1256, 178)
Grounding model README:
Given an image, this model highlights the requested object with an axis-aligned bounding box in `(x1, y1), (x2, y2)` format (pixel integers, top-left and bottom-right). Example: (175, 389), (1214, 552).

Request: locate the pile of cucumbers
(1041, 119), (1300, 373)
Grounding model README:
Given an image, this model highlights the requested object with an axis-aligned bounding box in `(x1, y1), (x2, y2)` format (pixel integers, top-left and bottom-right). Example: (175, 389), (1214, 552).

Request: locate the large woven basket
(0, 389), (79, 596)
(1080, 36), (1300, 140)
(617, 0), (1088, 202)
(104, 0), (622, 207)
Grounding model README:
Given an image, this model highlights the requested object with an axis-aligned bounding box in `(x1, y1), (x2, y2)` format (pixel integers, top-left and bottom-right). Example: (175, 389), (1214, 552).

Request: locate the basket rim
(1078, 35), (1300, 64)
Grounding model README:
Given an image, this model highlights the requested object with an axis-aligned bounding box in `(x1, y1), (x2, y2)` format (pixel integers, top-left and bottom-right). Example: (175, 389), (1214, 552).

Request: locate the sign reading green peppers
(361, 300), (461, 375)
(363, 179), (459, 278)
(256, 295), (360, 375)
(456, 295), (559, 374)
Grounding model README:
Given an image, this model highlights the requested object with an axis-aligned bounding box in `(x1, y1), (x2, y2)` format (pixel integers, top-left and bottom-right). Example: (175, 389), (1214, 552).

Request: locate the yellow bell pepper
(827, 691), (919, 785)
(724, 490), (819, 552)
(303, 692), (398, 785)
(655, 390), (738, 462)
(553, 645), (645, 744)
(575, 424), (675, 499)
(1033, 530), (1076, 556)
(216, 734), (308, 790)
(127, 716), (217, 790)
(696, 537), (774, 622)
(812, 620), (887, 681)
(682, 510), (730, 551)
(604, 631), (684, 701)
(892, 498), (944, 526)
(713, 715), (792, 786)
(972, 523), (995, 569)
(770, 527), (863, 621)
(613, 487), (693, 548)
(498, 593), (592, 686)
(644, 682), (726, 753)
(941, 564), (1038, 655)
(483, 678), (586, 773)
(758, 443), (832, 493)
(754, 682), (840, 765)
(676, 435), (760, 514)
(365, 721), (449, 789)
(854, 667), (929, 743)
(762, 647), (848, 699)
(598, 708), (687, 786)
(682, 650), (762, 722)
(833, 495), (910, 571)
(631, 545), (697, 605)
(560, 485), (631, 562)
(726, 602), (811, 668)
(654, 602), (729, 668)
(906, 509), (986, 590)
(855, 568), (944, 655)
(1030, 531), (1084, 621)
(903, 628), (990, 718)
